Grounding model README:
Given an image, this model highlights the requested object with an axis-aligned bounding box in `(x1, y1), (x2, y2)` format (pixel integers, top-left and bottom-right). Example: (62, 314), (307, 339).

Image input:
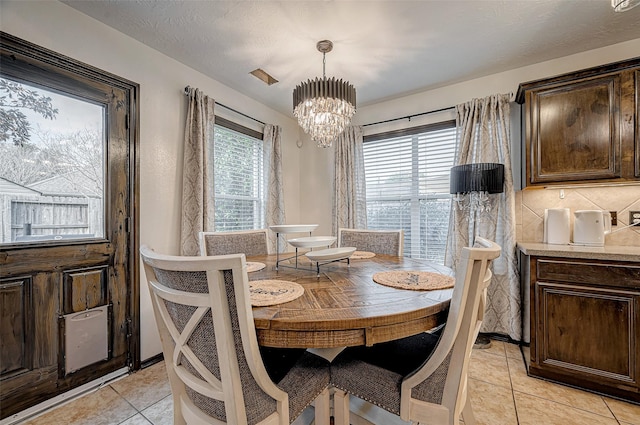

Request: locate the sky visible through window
(22, 86), (102, 137)
(0, 78), (105, 243)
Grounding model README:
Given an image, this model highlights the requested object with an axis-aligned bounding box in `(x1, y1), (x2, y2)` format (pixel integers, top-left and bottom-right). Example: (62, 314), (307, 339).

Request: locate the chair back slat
(148, 282), (226, 399)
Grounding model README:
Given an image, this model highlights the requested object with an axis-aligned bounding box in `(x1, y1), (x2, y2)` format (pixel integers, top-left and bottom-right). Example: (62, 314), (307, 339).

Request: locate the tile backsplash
(515, 185), (640, 246)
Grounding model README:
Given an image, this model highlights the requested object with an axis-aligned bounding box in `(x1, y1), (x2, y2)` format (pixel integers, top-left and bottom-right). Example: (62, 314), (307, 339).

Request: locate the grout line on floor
(138, 412), (154, 425)
(504, 343), (521, 425)
(117, 411), (143, 425)
(602, 397), (624, 425)
(511, 388), (625, 421)
(108, 383), (141, 417)
(472, 347), (506, 359)
(138, 394), (171, 424)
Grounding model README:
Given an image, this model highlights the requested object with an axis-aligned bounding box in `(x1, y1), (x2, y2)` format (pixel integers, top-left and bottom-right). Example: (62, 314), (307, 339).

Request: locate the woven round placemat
(249, 280), (304, 306)
(246, 262), (266, 273)
(351, 251), (376, 259)
(372, 271), (454, 291)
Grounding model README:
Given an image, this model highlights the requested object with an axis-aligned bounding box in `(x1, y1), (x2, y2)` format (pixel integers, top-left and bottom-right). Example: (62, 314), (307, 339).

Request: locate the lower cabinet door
(532, 281), (640, 400)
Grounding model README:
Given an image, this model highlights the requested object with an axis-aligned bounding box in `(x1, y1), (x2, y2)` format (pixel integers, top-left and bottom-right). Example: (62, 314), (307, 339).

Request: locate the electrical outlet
(631, 211), (640, 227)
(610, 211), (617, 226)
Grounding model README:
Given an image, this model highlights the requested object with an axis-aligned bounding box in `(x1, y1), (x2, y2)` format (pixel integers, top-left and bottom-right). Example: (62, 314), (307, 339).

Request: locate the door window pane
(0, 78), (105, 244)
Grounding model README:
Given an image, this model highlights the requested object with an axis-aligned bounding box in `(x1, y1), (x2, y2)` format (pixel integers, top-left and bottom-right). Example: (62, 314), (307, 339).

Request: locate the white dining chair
(331, 237), (501, 425)
(140, 246), (331, 425)
(337, 228), (404, 256)
(199, 229), (269, 256)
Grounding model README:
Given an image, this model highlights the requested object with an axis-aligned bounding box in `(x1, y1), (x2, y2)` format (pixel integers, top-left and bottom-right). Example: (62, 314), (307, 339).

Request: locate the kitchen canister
(543, 208), (571, 245)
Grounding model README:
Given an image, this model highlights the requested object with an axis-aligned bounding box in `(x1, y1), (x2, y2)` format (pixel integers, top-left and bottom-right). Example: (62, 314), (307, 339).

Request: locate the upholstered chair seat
(331, 332), (444, 415)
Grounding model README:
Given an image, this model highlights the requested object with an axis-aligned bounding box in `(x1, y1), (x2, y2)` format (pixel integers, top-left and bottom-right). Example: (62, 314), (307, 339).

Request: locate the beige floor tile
(468, 378), (518, 425)
(110, 362), (171, 411)
(514, 391), (619, 425)
(21, 386), (136, 425)
(119, 414), (153, 425)
(507, 356), (613, 418)
(141, 395), (174, 425)
(469, 349), (512, 390)
(603, 397), (640, 425)
(16, 347), (640, 425)
(503, 342), (522, 360)
(474, 339), (506, 358)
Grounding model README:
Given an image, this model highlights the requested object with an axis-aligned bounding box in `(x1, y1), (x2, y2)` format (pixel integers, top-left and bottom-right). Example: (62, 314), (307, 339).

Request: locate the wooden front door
(0, 32), (139, 418)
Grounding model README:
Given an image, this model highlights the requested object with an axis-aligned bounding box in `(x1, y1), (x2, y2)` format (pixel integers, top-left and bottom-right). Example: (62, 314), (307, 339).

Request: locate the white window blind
(213, 124), (264, 231)
(363, 122), (457, 263)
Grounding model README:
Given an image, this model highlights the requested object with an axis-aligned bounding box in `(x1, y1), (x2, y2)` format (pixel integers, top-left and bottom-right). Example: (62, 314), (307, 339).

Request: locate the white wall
(0, 0), (302, 361)
(298, 38), (640, 233)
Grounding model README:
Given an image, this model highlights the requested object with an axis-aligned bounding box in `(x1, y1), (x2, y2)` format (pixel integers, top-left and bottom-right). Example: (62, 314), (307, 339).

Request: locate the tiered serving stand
(269, 224), (355, 275)
(269, 224), (320, 270)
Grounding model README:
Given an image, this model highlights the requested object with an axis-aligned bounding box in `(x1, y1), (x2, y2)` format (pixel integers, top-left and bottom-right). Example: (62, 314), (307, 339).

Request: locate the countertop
(517, 242), (640, 262)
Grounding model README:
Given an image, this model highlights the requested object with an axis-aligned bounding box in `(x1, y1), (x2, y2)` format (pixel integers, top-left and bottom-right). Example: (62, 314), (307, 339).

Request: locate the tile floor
(18, 339), (640, 425)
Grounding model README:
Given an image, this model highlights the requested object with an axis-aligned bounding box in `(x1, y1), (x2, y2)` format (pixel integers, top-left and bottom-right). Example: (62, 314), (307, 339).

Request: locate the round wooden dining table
(247, 253), (454, 349)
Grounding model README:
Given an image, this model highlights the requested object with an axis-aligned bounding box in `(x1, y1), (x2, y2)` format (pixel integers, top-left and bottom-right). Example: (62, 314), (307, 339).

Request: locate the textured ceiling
(62, 0), (640, 117)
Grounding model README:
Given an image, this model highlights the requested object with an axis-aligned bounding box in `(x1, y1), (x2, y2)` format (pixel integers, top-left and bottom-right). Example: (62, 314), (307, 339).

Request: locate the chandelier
(293, 40), (356, 148)
(611, 0), (640, 11)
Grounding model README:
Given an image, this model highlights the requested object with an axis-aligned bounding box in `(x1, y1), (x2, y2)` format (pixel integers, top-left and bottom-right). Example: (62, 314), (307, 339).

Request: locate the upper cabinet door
(529, 74), (621, 184)
(517, 58), (640, 188)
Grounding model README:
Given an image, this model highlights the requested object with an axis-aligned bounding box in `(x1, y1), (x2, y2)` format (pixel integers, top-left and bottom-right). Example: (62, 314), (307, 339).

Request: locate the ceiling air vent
(250, 68), (278, 86)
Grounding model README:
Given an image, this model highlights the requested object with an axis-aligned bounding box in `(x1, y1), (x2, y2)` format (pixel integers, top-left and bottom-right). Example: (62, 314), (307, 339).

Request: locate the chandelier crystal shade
(611, 0), (640, 11)
(293, 40), (356, 148)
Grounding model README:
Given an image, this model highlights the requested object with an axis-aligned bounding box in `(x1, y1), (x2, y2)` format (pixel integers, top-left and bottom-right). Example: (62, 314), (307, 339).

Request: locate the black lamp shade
(450, 163), (504, 194)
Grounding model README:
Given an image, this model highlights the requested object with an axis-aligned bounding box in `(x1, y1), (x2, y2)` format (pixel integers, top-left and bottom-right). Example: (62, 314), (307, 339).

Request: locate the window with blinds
(213, 123), (265, 231)
(363, 121), (457, 263)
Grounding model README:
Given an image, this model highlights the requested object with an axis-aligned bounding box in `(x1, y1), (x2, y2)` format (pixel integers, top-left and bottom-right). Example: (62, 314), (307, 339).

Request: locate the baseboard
(140, 352), (164, 369)
(0, 367), (128, 425)
(483, 332), (527, 346)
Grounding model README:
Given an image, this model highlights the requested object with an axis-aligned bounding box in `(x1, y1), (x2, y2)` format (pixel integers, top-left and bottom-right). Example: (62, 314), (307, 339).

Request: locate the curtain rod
(184, 86), (265, 126)
(362, 106), (455, 127)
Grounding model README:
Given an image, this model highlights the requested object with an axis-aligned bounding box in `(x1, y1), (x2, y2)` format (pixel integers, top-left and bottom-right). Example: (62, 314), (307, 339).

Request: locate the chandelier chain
(322, 52), (326, 80)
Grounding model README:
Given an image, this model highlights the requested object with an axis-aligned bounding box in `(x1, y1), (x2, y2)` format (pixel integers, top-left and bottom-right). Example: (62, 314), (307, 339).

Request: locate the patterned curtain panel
(180, 88), (215, 255)
(263, 124), (286, 253)
(445, 93), (521, 341)
(332, 126), (367, 237)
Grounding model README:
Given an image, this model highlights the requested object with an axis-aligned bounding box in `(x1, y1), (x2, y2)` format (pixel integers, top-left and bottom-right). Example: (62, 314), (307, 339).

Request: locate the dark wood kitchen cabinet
(516, 58), (640, 187)
(523, 254), (640, 402)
